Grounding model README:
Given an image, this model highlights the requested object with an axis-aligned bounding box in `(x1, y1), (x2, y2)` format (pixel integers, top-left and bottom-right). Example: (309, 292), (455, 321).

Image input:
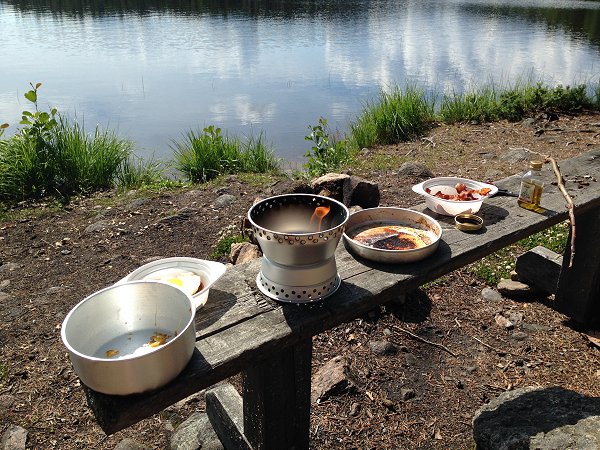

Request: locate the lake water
(1, 0), (599, 163)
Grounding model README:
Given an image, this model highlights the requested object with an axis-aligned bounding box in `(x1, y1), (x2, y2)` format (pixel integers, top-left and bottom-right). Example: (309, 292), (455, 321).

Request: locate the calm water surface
(1, 0), (599, 162)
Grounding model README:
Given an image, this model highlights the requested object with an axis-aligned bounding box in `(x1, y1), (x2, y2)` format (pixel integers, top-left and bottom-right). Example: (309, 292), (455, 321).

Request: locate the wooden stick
(510, 147), (576, 267)
(392, 325), (458, 357)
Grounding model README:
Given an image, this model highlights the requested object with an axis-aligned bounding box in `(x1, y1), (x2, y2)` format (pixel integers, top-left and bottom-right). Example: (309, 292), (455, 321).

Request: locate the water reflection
(1, 0), (599, 162)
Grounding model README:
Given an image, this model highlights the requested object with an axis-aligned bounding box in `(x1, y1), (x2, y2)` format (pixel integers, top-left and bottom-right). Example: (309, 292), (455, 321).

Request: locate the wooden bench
(84, 149), (600, 449)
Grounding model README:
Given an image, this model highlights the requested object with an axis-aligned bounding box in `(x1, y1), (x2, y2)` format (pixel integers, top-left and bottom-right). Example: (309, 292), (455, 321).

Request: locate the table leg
(242, 338), (312, 450)
(555, 207), (600, 326)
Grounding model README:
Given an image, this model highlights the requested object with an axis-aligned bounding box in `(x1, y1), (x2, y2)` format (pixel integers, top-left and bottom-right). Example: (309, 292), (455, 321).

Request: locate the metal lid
(454, 213), (483, 231)
(530, 160), (543, 170)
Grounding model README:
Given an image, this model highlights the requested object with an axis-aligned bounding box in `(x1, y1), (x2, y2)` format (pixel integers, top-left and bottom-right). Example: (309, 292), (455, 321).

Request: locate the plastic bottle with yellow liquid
(518, 160), (544, 210)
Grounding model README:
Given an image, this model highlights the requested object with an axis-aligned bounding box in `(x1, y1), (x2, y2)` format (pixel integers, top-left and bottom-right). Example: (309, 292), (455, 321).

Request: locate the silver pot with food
(61, 281), (196, 395)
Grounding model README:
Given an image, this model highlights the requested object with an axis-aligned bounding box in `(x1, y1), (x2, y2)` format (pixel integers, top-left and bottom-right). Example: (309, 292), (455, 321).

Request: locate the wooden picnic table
(85, 149), (600, 449)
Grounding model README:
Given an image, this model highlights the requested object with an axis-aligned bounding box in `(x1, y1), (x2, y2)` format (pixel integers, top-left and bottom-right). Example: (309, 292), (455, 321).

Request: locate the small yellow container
(454, 213), (483, 232)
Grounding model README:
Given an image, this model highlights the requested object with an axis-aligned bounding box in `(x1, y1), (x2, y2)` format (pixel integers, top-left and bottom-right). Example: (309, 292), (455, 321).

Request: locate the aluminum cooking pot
(61, 281), (196, 395)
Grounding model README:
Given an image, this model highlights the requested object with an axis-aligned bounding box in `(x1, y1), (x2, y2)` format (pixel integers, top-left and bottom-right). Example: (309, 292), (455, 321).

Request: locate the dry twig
(392, 325), (458, 357)
(510, 147), (576, 267)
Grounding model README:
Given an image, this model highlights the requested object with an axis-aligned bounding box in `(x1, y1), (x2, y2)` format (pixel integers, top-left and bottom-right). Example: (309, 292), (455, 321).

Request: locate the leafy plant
(210, 233), (248, 260)
(304, 117), (353, 177)
(19, 82), (58, 141)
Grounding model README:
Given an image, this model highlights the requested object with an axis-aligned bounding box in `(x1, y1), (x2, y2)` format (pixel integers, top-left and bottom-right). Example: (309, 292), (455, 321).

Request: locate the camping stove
(247, 194), (349, 303)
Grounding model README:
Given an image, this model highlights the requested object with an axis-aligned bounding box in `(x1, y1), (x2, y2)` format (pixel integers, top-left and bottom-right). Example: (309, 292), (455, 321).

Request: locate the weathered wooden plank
(85, 149), (600, 434)
(242, 339), (312, 450)
(555, 207), (600, 325)
(515, 245), (563, 294)
(206, 383), (253, 450)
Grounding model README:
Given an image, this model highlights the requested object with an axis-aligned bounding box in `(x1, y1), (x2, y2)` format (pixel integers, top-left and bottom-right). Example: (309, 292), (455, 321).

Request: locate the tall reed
(173, 126), (279, 183)
(349, 85), (434, 149)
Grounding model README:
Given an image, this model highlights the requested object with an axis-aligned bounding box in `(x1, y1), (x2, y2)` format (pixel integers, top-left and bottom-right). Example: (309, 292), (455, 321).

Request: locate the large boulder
(473, 386), (600, 450)
(311, 173), (380, 208)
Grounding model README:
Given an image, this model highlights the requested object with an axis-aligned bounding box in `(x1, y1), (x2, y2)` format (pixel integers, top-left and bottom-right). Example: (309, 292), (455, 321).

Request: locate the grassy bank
(1, 80), (599, 207)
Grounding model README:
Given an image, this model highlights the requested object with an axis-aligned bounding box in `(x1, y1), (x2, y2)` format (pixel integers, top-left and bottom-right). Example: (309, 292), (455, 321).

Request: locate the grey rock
(497, 279), (545, 300)
(473, 386), (600, 450)
(113, 438), (149, 450)
(484, 169), (504, 182)
(400, 388), (416, 401)
(520, 322), (551, 333)
(0, 279), (10, 290)
(213, 194), (237, 208)
(170, 412), (224, 450)
(84, 220), (110, 234)
(47, 286), (62, 294)
(1, 424), (27, 450)
(0, 395), (15, 415)
(504, 311), (524, 326)
(510, 331), (529, 342)
(345, 176), (380, 208)
(368, 340), (397, 356)
(481, 287), (503, 302)
(0, 263), (19, 273)
(0, 292), (10, 302)
(127, 198), (149, 210)
(500, 148), (530, 163)
(397, 162), (434, 179)
(311, 356), (358, 404)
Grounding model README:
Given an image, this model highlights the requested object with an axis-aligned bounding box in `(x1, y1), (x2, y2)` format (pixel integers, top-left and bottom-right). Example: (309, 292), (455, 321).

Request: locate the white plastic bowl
(412, 177), (498, 216)
(119, 257), (226, 309)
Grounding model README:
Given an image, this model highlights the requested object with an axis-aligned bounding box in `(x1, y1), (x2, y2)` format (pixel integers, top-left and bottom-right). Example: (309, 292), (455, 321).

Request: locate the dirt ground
(1, 112), (599, 449)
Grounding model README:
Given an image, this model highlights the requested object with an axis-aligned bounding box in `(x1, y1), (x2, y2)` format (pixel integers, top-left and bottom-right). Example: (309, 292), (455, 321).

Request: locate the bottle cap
(530, 161), (543, 170)
(454, 213), (483, 232)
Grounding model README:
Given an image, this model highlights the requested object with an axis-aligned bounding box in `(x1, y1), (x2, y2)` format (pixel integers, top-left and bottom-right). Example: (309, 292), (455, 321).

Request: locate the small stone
(381, 398), (396, 411)
(497, 278), (545, 300)
(510, 270), (520, 281)
(511, 331), (529, 342)
(495, 313), (514, 329)
(397, 162), (434, 179)
(113, 438), (148, 450)
(170, 412), (223, 450)
(464, 366), (477, 374)
(213, 194), (236, 208)
(1, 424), (27, 450)
(383, 328), (392, 336)
(0, 279), (9, 289)
(520, 322), (551, 333)
(0, 262), (19, 273)
(230, 242), (261, 265)
(400, 388), (416, 401)
(349, 402), (361, 417)
(84, 220), (109, 234)
(60, 249), (72, 255)
(368, 340), (397, 356)
(481, 287), (503, 302)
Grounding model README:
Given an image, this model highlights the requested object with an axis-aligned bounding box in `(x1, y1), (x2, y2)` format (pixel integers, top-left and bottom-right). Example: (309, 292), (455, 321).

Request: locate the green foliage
(0, 84), (136, 201)
(303, 117), (353, 177)
(210, 233), (248, 260)
(173, 126), (279, 183)
(350, 85), (434, 149)
(439, 87), (499, 123)
(115, 155), (167, 191)
(19, 82), (59, 141)
(48, 117), (132, 195)
(438, 82), (595, 124)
